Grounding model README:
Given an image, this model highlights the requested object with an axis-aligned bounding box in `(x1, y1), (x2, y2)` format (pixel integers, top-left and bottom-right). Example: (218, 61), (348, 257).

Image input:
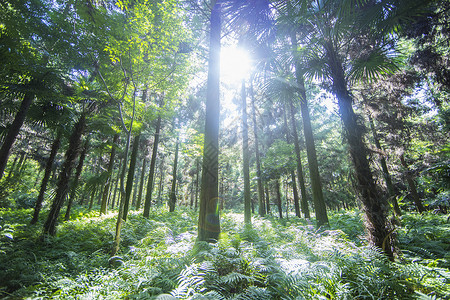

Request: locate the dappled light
(1, 0), (449, 298)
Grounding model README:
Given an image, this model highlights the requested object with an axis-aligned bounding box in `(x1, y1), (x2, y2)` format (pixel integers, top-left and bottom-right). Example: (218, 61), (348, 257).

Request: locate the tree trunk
(143, 115), (162, 217)
(123, 134), (140, 221)
(157, 158), (165, 206)
(241, 80), (252, 225)
(283, 103), (301, 217)
(249, 83), (266, 216)
(31, 133), (61, 225)
(0, 92), (34, 179)
(169, 137), (179, 212)
(136, 156), (147, 210)
(111, 158), (122, 210)
(400, 155), (425, 213)
(195, 158), (200, 211)
(43, 114), (85, 236)
(265, 185), (271, 214)
(198, 0), (221, 243)
(326, 42), (393, 258)
(275, 179), (283, 219)
(288, 99), (310, 219)
(65, 138), (89, 221)
(369, 116), (401, 216)
(100, 134), (119, 215)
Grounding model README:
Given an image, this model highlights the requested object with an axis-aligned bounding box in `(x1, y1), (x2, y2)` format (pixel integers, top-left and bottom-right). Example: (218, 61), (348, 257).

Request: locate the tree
(100, 134), (119, 215)
(169, 136), (180, 212)
(241, 80), (252, 225)
(197, 0), (222, 242)
(30, 132), (61, 224)
(43, 114), (85, 236)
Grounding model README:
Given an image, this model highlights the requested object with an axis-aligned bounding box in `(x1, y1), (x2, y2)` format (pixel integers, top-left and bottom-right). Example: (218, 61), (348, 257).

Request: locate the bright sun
(220, 45), (252, 86)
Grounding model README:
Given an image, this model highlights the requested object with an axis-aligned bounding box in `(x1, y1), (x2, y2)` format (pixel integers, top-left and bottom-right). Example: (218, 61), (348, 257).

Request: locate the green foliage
(0, 208), (449, 299)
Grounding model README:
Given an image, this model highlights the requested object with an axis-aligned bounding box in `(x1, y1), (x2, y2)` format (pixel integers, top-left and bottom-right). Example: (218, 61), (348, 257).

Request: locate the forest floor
(0, 207), (449, 299)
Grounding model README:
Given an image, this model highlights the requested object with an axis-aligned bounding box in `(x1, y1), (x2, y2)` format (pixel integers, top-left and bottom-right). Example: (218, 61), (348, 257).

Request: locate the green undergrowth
(0, 207), (449, 299)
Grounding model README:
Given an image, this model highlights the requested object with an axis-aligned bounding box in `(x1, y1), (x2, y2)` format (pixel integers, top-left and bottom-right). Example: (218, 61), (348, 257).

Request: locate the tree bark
(197, 0), (221, 242)
(326, 42), (393, 258)
(369, 116), (401, 216)
(43, 114), (85, 236)
(275, 179), (283, 219)
(249, 83), (266, 216)
(123, 134), (140, 221)
(65, 138), (89, 221)
(288, 99), (310, 219)
(241, 80), (252, 225)
(400, 155), (425, 213)
(169, 137), (179, 212)
(100, 134), (119, 215)
(0, 92), (34, 179)
(143, 115), (162, 217)
(135, 156), (147, 210)
(283, 103), (301, 217)
(31, 133), (61, 225)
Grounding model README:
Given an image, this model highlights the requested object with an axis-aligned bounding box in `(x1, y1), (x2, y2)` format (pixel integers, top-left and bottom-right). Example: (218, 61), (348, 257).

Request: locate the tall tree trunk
(31, 133), (61, 225)
(198, 0), (221, 242)
(136, 156), (147, 210)
(326, 42), (393, 258)
(43, 114), (85, 236)
(65, 138), (89, 221)
(195, 158), (200, 211)
(400, 155), (425, 213)
(265, 186), (271, 214)
(123, 134), (140, 221)
(143, 115), (162, 217)
(169, 137), (179, 212)
(296, 81), (328, 225)
(100, 134), (119, 215)
(0, 92), (34, 179)
(241, 80), (252, 225)
(288, 99), (310, 219)
(275, 179), (283, 219)
(111, 158), (122, 210)
(283, 103), (301, 217)
(369, 116), (401, 216)
(249, 83), (266, 216)
(157, 159), (165, 206)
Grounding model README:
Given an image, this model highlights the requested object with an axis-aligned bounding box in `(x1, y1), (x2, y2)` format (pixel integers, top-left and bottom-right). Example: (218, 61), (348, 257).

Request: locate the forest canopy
(0, 0), (449, 299)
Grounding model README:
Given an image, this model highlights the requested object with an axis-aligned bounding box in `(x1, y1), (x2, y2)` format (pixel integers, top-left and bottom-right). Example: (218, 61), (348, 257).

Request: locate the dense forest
(0, 0), (449, 299)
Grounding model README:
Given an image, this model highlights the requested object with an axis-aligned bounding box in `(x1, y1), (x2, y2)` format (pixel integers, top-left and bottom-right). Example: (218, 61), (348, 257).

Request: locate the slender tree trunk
(65, 138), (89, 221)
(0, 92), (34, 179)
(288, 99), (310, 219)
(326, 42), (393, 258)
(31, 133), (61, 225)
(275, 179), (283, 219)
(400, 155), (425, 213)
(291, 35), (328, 225)
(249, 83), (266, 216)
(100, 134), (119, 215)
(369, 116), (401, 216)
(43, 114), (85, 236)
(198, 0), (221, 242)
(143, 115), (162, 217)
(111, 158), (122, 210)
(265, 186), (271, 214)
(157, 159), (165, 206)
(283, 103), (301, 217)
(169, 137), (179, 212)
(241, 80), (252, 225)
(136, 156), (147, 210)
(123, 134), (140, 221)
(195, 158), (200, 211)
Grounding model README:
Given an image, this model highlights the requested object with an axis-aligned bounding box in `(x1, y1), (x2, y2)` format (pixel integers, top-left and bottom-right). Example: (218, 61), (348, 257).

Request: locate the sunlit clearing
(220, 46), (252, 86)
